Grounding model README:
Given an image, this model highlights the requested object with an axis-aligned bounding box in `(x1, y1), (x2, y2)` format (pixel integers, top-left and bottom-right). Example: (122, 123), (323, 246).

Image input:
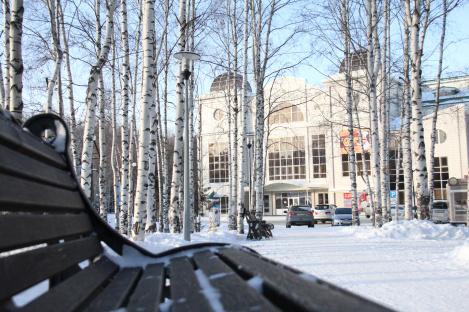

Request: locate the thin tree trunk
(428, 0), (448, 211)
(79, 0), (115, 198)
(3, 0), (10, 110)
(409, 0), (430, 219)
(59, 2), (79, 173)
(341, 0), (359, 225)
(98, 73), (107, 220)
(237, 0), (250, 233)
(379, 0), (390, 222)
(44, 0), (62, 114)
(169, 0), (188, 233)
(8, 0), (24, 121)
(111, 35), (120, 229)
(132, 0), (155, 240)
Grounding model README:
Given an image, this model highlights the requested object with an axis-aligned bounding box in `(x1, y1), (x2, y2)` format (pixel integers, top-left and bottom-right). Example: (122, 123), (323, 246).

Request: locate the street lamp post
(174, 51), (200, 241)
(247, 137), (253, 212)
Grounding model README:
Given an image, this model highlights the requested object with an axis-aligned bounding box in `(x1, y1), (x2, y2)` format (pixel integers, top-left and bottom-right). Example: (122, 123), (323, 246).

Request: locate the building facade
(199, 71), (469, 215)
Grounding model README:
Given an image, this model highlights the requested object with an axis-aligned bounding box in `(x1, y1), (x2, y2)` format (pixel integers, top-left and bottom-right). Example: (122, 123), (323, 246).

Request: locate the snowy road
(244, 222), (469, 312)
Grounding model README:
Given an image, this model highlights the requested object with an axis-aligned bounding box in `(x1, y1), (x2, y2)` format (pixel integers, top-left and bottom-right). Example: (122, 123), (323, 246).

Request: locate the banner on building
(339, 129), (370, 154)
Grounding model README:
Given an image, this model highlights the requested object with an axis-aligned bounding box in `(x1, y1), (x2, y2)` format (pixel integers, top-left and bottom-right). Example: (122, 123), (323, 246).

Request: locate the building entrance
(274, 191), (310, 214)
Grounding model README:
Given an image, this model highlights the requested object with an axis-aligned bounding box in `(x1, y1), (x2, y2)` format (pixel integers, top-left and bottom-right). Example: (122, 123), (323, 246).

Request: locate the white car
(332, 208), (353, 226)
(313, 204), (335, 224)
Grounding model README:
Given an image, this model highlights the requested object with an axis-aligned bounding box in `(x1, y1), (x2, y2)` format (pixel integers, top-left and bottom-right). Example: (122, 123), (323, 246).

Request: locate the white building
(199, 70), (469, 215)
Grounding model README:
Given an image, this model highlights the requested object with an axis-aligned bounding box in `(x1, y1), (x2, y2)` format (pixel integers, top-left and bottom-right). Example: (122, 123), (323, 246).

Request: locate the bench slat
(0, 173), (84, 212)
(193, 250), (280, 312)
(0, 117), (67, 169)
(126, 264), (164, 312)
(19, 258), (118, 312)
(0, 145), (77, 190)
(219, 248), (391, 312)
(0, 213), (93, 252)
(0, 236), (102, 301)
(169, 257), (213, 312)
(84, 267), (141, 312)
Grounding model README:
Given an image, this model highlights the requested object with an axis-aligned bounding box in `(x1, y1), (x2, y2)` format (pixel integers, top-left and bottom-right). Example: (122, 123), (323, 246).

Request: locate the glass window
(268, 137), (306, 180)
(208, 142), (229, 183)
(342, 152), (370, 177)
(312, 135), (327, 178)
(436, 130), (447, 144)
(268, 102), (304, 125)
(433, 157), (449, 200)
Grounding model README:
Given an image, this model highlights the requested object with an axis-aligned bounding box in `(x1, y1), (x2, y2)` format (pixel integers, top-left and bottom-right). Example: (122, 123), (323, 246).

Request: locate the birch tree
(340, 0), (359, 225)
(98, 73), (107, 219)
(169, 0), (188, 233)
(132, 0), (155, 240)
(406, 0), (431, 219)
(402, 1), (413, 220)
(110, 36), (120, 229)
(3, 0), (10, 110)
(236, 0), (250, 234)
(59, 2), (79, 173)
(44, 0), (62, 114)
(80, 0), (115, 198)
(366, 0), (382, 226)
(119, 0), (131, 234)
(8, 0), (24, 121)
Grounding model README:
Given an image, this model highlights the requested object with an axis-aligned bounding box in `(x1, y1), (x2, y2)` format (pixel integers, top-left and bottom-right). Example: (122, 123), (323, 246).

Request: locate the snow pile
(345, 220), (469, 241)
(138, 224), (245, 254)
(450, 243), (469, 266)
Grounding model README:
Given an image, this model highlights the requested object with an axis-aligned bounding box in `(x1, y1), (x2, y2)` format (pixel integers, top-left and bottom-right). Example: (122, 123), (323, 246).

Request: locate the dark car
(286, 205), (314, 228)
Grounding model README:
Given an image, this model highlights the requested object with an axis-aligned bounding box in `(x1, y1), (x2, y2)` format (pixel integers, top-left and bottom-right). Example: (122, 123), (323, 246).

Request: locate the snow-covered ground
(137, 217), (469, 312)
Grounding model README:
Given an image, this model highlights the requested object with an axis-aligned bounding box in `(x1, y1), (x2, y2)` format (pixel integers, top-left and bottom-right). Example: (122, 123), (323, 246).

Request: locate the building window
(436, 129), (447, 144)
(268, 102), (304, 124)
(274, 192), (310, 210)
(311, 134), (326, 178)
(433, 157), (449, 200)
(318, 193), (328, 205)
(209, 142), (229, 183)
(268, 137), (306, 180)
(213, 109), (225, 121)
(264, 195), (270, 213)
(342, 153), (370, 177)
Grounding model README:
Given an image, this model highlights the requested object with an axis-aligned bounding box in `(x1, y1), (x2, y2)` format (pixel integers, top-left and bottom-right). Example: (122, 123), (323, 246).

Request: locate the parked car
(389, 205), (404, 220)
(332, 208), (353, 226)
(313, 204), (334, 223)
(286, 205), (314, 228)
(431, 201), (449, 223)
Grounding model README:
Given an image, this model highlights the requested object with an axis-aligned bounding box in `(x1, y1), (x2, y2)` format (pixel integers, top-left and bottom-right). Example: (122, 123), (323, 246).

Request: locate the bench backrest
(0, 112), (106, 306)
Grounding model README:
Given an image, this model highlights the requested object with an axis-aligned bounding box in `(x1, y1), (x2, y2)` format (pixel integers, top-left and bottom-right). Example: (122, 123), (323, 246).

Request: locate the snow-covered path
(244, 223), (469, 312)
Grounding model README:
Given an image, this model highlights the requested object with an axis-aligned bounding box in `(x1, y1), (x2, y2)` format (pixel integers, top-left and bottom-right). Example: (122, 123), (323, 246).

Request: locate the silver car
(332, 208), (353, 226)
(286, 206), (314, 228)
(313, 204), (334, 224)
(431, 201), (449, 223)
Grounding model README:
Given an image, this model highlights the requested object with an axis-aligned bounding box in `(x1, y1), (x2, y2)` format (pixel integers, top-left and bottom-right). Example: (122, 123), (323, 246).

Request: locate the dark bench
(245, 209), (274, 240)
(0, 110), (392, 312)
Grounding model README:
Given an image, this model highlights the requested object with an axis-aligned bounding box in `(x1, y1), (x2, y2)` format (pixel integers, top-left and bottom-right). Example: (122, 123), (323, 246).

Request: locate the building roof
(210, 72), (252, 93)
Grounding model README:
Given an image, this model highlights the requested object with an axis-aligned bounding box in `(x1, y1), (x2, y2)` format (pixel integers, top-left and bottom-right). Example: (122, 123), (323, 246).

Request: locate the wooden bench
(0, 110), (393, 312)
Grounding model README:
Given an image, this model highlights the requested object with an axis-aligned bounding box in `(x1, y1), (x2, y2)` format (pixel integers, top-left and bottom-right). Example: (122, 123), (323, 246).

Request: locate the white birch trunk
(3, 0), (10, 110)
(8, 0), (24, 121)
(79, 0), (115, 199)
(341, 0), (359, 225)
(59, 2), (79, 173)
(110, 37), (120, 229)
(409, 0), (430, 219)
(131, 0), (155, 240)
(428, 0), (447, 211)
(119, 0), (132, 234)
(379, 0), (390, 222)
(98, 74), (107, 220)
(169, 0), (187, 233)
(44, 0), (62, 114)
